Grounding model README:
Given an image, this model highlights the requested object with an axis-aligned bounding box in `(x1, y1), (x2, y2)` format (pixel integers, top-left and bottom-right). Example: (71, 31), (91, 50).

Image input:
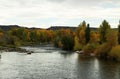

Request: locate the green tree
(30, 31), (37, 42)
(118, 20), (120, 44)
(85, 24), (90, 44)
(61, 35), (74, 50)
(99, 20), (111, 43)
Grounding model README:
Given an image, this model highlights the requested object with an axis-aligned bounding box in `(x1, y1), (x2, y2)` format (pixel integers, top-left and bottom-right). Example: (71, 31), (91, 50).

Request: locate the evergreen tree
(99, 20), (111, 43)
(85, 24), (90, 44)
(118, 20), (120, 44)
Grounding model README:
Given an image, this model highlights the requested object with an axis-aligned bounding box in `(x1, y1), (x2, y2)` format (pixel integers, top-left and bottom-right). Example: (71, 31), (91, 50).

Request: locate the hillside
(47, 26), (77, 31)
(0, 25), (99, 31)
(0, 25), (43, 31)
(47, 26), (98, 31)
(0, 25), (20, 31)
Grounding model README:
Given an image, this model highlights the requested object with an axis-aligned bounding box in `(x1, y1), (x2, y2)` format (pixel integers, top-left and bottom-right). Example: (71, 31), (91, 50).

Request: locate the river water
(0, 45), (120, 79)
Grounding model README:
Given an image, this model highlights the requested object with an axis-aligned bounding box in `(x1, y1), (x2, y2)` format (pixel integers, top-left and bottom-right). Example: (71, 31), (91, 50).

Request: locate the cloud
(0, 0), (119, 28)
(47, 0), (66, 3)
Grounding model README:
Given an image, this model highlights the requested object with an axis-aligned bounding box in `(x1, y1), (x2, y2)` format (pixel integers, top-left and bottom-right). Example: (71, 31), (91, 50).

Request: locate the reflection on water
(77, 55), (120, 79)
(0, 45), (120, 79)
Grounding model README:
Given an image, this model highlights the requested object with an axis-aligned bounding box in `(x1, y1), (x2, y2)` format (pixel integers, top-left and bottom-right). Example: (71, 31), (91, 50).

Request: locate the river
(0, 45), (120, 79)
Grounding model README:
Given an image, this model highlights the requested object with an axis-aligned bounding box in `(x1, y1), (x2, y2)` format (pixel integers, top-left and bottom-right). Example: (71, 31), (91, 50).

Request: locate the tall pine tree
(118, 20), (120, 44)
(99, 20), (111, 43)
(85, 24), (90, 44)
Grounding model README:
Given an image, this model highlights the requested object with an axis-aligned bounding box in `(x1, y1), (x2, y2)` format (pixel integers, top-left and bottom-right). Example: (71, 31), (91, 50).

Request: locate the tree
(76, 21), (87, 45)
(118, 20), (120, 44)
(0, 31), (5, 45)
(54, 36), (62, 47)
(100, 30), (118, 57)
(90, 31), (100, 44)
(61, 35), (74, 50)
(95, 30), (118, 57)
(106, 30), (118, 47)
(74, 36), (82, 50)
(74, 21), (88, 50)
(85, 24), (90, 44)
(30, 31), (37, 42)
(99, 20), (111, 43)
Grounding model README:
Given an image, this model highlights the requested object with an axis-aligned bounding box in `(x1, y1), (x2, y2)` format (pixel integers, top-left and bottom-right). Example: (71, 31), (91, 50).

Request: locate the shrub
(61, 35), (74, 50)
(109, 45), (120, 61)
(53, 37), (63, 48)
(74, 43), (83, 51)
(94, 43), (111, 57)
(83, 43), (97, 55)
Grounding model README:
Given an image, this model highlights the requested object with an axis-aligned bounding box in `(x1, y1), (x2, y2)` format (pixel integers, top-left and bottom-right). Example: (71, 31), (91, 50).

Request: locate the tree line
(0, 20), (120, 61)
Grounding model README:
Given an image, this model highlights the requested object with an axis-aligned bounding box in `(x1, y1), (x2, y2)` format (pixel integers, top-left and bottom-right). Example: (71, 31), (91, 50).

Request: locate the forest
(0, 20), (120, 61)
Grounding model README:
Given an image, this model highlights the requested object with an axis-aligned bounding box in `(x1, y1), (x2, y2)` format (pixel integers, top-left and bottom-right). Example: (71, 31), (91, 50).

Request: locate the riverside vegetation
(0, 20), (120, 61)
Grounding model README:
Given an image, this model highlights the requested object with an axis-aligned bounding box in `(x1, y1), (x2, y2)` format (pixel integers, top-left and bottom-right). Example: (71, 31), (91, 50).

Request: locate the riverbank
(0, 46), (33, 54)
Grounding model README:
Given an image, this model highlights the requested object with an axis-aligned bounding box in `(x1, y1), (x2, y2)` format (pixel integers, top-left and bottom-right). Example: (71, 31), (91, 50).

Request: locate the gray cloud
(47, 0), (66, 3)
(0, 0), (119, 28)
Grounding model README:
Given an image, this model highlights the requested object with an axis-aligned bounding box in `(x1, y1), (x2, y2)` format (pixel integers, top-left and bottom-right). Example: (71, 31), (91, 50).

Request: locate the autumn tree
(0, 31), (5, 45)
(90, 31), (100, 44)
(9, 28), (29, 41)
(106, 30), (118, 47)
(74, 36), (82, 50)
(53, 29), (74, 50)
(102, 30), (118, 57)
(95, 29), (118, 57)
(46, 30), (55, 42)
(53, 29), (65, 48)
(74, 21), (89, 50)
(99, 20), (111, 43)
(77, 21), (87, 45)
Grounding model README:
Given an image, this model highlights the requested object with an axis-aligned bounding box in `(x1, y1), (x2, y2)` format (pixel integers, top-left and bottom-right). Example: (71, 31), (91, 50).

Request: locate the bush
(74, 43), (83, 51)
(83, 43), (97, 55)
(53, 37), (63, 48)
(94, 43), (111, 57)
(61, 35), (74, 50)
(109, 45), (120, 61)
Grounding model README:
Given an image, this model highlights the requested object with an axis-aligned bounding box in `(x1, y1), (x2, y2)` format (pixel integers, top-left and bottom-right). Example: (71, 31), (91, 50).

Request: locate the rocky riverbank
(0, 46), (33, 54)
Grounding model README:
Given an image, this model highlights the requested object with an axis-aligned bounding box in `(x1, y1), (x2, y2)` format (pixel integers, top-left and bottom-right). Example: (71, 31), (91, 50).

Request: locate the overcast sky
(0, 0), (120, 28)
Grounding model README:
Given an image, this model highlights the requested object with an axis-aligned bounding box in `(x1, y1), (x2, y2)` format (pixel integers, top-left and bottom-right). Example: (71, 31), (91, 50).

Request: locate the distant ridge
(0, 25), (99, 31)
(47, 26), (98, 31)
(0, 25), (43, 31)
(0, 25), (20, 31)
(47, 26), (77, 31)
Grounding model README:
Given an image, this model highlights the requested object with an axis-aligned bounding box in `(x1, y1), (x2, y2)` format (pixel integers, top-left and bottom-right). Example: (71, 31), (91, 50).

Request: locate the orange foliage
(90, 32), (100, 43)
(0, 32), (3, 38)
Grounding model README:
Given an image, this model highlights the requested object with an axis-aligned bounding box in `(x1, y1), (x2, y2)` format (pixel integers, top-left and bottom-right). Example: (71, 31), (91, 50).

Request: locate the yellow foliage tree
(74, 36), (82, 50)
(90, 31), (100, 44)
(106, 30), (118, 47)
